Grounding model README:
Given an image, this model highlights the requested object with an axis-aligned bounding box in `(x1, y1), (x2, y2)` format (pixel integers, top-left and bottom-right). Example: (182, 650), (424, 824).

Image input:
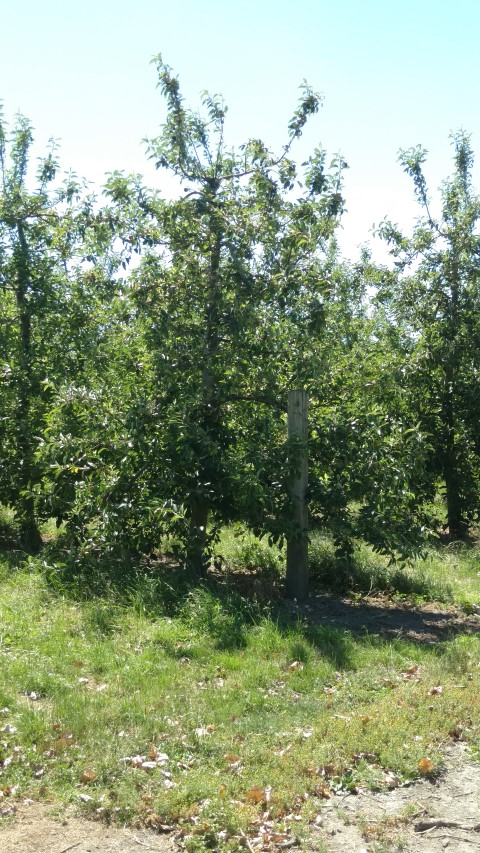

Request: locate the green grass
(308, 531), (479, 605)
(1, 538), (480, 851)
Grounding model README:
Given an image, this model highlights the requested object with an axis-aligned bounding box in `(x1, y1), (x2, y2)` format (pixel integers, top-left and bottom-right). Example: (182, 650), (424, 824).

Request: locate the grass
(0, 527), (480, 850)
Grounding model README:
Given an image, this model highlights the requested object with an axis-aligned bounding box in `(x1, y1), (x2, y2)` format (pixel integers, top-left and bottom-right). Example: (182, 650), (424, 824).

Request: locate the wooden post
(286, 390), (309, 600)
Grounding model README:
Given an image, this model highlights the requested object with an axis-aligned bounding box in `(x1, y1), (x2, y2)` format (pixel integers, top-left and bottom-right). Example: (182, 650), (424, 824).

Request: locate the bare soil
(0, 803), (177, 853)
(311, 741), (480, 852)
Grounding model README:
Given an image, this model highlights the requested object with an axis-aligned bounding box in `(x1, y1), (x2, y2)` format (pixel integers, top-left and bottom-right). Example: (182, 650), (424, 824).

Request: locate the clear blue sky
(2, 0), (479, 260)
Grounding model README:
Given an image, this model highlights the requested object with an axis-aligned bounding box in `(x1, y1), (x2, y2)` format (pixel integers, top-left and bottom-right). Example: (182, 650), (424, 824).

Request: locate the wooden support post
(286, 390), (309, 601)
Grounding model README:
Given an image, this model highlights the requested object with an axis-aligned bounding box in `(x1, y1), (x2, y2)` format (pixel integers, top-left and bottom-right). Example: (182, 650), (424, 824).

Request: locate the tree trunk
(286, 390), (309, 600)
(185, 197), (222, 576)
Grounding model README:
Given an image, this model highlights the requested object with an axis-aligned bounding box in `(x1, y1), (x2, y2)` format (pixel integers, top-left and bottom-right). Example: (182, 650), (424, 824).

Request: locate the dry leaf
(267, 833), (289, 843)
(384, 771), (400, 789)
(316, 784), (332, 799)
(80, 768), (97, 784)
(418, 757), (434, 775)
(53, 736), (75, 754)
(224, 753), (241, 763)
(245, 786), (266, 804)
(126, 754), (145, 767)
(352, 752), (378, 764)
(449, 724), (464, 740)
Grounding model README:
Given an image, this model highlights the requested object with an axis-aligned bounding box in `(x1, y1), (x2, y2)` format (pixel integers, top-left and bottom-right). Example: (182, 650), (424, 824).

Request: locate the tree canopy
(1, 64), (480, 588)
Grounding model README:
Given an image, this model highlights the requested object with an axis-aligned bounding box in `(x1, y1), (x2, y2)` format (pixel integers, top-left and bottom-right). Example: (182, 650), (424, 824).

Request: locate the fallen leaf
(384, 770), (400, 789)
(245, 786), (266, 804)
(352, 752), (378, 764)
(418, 757), (434, 775)
(449, 724), (464, 740)
(122, 754), (145, 767)
(315, 784), (332, 799)
(80, 769), (97, 783)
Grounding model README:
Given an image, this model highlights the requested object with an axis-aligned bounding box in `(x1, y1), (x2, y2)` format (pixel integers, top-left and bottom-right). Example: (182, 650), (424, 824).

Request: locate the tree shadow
(279, 588), (480, 645)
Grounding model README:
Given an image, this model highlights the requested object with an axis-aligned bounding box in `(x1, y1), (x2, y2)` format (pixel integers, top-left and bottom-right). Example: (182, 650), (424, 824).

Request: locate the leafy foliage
(378, 133), (480, 537)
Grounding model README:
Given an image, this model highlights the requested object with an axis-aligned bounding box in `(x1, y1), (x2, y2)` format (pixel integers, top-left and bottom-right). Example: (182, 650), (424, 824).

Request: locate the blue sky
(2, 0), (479, 260)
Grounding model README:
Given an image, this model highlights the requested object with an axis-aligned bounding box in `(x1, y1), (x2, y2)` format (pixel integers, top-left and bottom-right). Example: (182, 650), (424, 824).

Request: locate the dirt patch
(310, 742), (480, 851)
(0, 803), (176, 853)
(280, 591), (480, 644)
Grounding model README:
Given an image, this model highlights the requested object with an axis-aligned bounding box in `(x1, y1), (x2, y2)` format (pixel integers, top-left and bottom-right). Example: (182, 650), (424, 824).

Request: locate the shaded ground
(279, 590), (480, 644)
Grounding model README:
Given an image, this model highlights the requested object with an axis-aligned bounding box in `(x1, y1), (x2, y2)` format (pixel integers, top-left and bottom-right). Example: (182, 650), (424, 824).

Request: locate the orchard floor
(1, 741), (479, 852)
(279, 590), (480, 644)
(2, 590), (480, 852)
